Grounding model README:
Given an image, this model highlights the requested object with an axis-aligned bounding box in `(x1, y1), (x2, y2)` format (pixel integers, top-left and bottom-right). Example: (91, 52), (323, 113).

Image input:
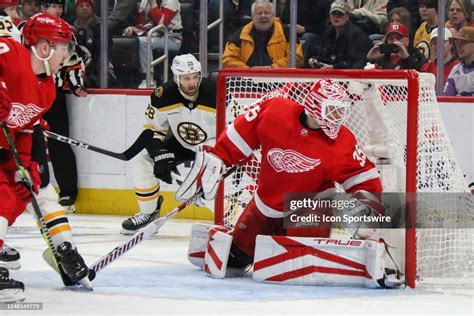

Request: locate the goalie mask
(171, 54), (202, 100)
(22, 13), (73, 76)
(303, 79), (351, 139)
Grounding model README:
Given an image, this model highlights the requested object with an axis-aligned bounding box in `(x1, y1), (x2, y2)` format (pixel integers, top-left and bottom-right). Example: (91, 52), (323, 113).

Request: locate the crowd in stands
(2, 0), (474, 95)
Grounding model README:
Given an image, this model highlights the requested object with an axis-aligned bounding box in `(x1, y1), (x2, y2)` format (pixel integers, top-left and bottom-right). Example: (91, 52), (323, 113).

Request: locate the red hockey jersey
(0, 38), (56, 167)
(212, 97), (383, 218)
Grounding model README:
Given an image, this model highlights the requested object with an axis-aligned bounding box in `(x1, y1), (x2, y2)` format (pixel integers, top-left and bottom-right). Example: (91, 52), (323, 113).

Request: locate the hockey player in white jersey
(121, 54), (217, 234)
(0, 0), (21, 42)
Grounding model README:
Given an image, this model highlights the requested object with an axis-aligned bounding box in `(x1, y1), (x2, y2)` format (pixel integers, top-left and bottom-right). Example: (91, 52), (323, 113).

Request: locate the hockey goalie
(176, 79), (404, 289)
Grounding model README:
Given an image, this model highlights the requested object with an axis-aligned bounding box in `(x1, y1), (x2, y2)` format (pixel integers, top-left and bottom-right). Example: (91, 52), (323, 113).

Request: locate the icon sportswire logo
(267, 148), (321, 173)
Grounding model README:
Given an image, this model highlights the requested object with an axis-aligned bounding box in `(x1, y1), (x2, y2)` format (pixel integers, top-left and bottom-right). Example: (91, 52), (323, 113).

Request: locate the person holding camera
(306, 1), (373, 69)
(366, 22), (426, 70)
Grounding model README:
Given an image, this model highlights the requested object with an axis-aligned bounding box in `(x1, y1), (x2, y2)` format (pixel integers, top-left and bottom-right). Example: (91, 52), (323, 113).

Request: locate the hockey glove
(0, 84), (12, 122)
(13, 162), (40, 203)
(150, 148), (176, 184)
(175, 151), (224, 202)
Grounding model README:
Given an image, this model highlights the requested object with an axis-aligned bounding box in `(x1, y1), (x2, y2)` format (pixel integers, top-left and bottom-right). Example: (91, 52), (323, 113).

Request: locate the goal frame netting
(213, 68), (472, 289)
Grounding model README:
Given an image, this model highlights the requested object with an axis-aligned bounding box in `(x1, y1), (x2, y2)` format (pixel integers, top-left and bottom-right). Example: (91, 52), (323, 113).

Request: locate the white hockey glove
(175, 151), (224, 203)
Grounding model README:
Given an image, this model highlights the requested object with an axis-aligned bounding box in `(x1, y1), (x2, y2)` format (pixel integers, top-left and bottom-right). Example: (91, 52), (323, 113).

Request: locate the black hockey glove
(146, 139), (176, 184)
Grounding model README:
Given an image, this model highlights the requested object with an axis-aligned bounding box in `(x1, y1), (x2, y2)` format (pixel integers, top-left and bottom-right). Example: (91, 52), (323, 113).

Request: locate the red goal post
(214, 68), (473, 288)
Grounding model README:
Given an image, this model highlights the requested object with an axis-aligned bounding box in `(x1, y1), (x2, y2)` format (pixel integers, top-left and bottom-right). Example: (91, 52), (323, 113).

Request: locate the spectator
(20, 0), (41, 21)
(208, 0), (253, 51)
(306, 1), (373, 69)
(123, 0), (182, 88)
(387, 0), (421, 29)
(444, 26), (474, 96)
(421, 28), (459, 85)
(388, 7), (414, 39)
(367, 22), (427, 70)
(281, 0), (332, 53)
(446, 0), (474, 37)
(73, 0), (109, 87)
(94, 0), (137, 36)
(222, 0), (303, 68)
(414, 0), (439, 60)
(346, 0), (388, 36)
(1, 0), (20, 24)
(41, 0), (64, 16)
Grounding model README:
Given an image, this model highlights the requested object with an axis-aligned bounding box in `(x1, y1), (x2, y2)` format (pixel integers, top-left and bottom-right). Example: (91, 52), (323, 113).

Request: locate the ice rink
(3, 213), (473, 316)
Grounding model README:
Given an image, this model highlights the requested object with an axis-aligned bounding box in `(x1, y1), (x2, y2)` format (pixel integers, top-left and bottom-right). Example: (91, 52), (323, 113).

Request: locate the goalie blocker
(187, 223), (404, 288)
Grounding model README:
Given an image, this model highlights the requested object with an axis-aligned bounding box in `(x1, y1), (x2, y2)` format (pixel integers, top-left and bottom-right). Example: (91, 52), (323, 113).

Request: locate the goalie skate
(0, 267), (25, 303)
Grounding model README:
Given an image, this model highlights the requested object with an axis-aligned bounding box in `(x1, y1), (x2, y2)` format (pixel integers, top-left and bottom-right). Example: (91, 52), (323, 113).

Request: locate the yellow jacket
(222, 19), (303, 68)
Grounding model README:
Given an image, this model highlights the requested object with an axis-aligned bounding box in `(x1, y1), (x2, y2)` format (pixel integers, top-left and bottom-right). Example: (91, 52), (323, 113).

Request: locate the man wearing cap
(306, 0), (372, 69)
(421, 28), (459, 85)
(367, 22), (426, 70)
(444, 26), (474, 96)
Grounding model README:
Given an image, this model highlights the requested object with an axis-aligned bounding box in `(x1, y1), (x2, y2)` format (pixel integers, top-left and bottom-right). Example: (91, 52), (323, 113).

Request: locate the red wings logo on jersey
(6, 102), (44, 128)
(267, 148), (321, 173)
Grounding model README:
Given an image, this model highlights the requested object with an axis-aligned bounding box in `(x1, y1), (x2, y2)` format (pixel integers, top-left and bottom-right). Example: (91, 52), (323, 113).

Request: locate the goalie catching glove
(175, 150), (224, 203)
(146, 139), (177, 184)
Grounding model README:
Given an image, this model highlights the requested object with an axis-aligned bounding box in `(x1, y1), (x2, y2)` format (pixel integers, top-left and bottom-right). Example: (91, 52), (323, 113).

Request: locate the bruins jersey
(144, 78), (216, 152)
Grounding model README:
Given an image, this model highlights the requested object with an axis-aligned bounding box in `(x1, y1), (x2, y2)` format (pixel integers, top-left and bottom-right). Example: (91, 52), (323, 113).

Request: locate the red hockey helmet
(22, 13), (72, 47)
(0, 0), (18, 9)
(303, 79), (351, 139)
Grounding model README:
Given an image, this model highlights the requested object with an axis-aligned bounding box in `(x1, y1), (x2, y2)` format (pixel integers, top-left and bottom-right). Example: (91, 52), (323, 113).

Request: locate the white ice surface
(3, 213), (473, 316)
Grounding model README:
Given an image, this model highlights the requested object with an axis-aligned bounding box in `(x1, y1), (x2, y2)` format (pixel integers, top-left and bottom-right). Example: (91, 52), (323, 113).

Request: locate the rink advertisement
(61, 91), (473, 216)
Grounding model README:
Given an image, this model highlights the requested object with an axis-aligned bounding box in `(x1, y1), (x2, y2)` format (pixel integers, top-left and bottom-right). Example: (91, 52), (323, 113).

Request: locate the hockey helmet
(303, 79), (351, 139)
(171, 54), (202, 99)
(22, 12), (72, 47)
(0, 0), (18, 9)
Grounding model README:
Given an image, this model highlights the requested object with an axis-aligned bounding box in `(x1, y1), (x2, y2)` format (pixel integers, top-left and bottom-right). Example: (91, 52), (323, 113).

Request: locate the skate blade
(0, 259), (21, 270)
(120, 228), (137, 235)
(0, 289), (25, 303)
(78, 276), (93, 291)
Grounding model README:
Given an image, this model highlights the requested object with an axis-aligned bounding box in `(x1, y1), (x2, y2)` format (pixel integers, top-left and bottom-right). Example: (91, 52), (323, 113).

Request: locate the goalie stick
(44, 129), (154, 161)
(90, 166), (237, 275)
(1, 122), (92, 289)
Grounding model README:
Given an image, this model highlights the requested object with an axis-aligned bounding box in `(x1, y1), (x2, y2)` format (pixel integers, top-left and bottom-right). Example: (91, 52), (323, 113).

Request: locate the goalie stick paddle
(90, 166), (237, 274)
(44, 129), (154, 161)
(1, 122), (92, 289)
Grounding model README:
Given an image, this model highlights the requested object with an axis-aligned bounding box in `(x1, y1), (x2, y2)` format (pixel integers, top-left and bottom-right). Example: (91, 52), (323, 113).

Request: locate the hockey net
(214, 69), (473, 288)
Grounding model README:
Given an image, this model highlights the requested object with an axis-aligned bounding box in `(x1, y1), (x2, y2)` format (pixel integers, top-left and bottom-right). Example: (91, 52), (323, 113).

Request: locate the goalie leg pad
(188, 223), (223, 269)
(253, 235), (390, 288)
(203, 228), (233, 279)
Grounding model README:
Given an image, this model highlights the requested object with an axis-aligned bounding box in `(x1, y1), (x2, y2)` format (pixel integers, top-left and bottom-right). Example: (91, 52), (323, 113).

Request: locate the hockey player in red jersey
(0, 13), (90, 302)
(177, 79), (402, 288)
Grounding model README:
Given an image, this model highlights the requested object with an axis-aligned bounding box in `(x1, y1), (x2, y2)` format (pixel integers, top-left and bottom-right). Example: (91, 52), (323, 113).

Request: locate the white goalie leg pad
(175, 151), (224, 202)
(188, 222), (222, 269)
(203, 228), (233, 279)
(253, 235), (386, 288)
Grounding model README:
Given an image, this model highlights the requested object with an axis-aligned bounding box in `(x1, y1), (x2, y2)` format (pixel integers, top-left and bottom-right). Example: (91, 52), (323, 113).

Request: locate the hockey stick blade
(44, 129), (154, 161)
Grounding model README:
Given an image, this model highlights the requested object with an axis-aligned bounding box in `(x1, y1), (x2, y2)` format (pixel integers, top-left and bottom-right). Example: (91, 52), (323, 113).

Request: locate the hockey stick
(43, 129), (154, 161)
(90, 166), (237, 274)
(1, 122), (92, 289)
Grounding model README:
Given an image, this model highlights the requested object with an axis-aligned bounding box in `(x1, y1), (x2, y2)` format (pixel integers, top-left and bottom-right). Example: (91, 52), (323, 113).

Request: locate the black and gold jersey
(144, 78), (216, 152)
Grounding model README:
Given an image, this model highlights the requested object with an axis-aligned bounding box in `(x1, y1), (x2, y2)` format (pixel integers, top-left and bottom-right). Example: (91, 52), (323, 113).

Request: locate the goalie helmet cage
(214, 68), (473, 288)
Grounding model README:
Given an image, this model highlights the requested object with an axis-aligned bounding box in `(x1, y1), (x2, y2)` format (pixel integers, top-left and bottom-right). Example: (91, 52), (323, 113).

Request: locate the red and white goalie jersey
(211, 97), (383, 218)
(0, 37), (56, 166)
